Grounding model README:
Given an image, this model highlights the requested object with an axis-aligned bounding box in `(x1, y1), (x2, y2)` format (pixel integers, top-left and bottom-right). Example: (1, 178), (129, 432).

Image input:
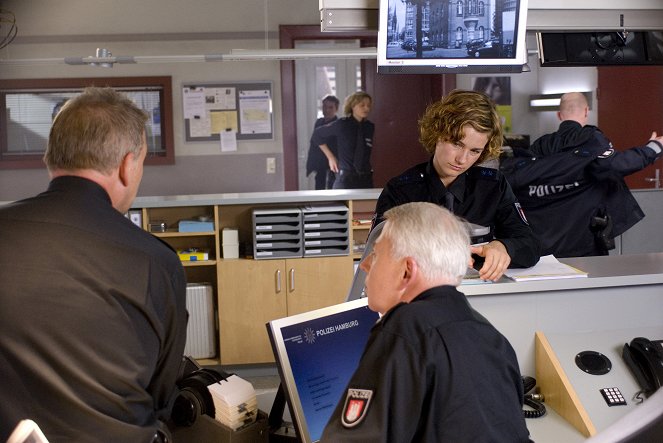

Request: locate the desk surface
(543, 327), (663, 433)
(527, 408), (585, 443)
(460, 253), (663, 297)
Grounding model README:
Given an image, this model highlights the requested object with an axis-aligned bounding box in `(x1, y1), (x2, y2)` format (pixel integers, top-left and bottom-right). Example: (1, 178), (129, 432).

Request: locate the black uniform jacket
(321, 285), (531, 443)
(501, 123), (662, 257)
(0, 176), (188, 443)
(306, 116), (338, 176)
(310, 116), (375, 174)
(375, 158), (540, 268)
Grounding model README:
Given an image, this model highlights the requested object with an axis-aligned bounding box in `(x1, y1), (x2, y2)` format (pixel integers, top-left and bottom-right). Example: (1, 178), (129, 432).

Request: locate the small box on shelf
(178, 248), (210, 261)
(222, 228), (239, 259)
(179, 219), (214, 233)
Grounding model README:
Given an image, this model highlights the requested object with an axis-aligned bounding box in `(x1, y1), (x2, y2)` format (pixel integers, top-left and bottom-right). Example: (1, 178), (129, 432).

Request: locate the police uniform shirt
(374, 158), (540, 268)
(0, 176), (188, 443)
(306, 116), (338, 176)
(310, 116), (375, 174)
(321, 285), (531, 443)
(529, 120), (597, 156)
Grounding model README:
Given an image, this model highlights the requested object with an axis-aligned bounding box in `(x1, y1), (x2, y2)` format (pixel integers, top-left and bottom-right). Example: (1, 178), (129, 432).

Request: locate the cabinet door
(218, 259), (287, 365)
(285, 256), (354, 316)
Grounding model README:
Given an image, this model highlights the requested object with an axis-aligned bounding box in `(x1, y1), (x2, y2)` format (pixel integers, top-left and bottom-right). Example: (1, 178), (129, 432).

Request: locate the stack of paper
(504, 255), (588, 282)
(207, 375), (258, 431)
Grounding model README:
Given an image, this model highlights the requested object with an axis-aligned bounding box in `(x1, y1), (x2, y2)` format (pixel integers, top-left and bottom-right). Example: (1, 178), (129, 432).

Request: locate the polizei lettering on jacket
(528, 182), (580, 197)
(316, 320), (360, 337)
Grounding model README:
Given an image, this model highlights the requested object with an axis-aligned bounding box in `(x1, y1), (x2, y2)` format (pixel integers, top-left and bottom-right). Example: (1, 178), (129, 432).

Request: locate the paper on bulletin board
(209, 87), (236, 110)
(220, 130), (237, 152)
(211, 110), (238, 134)
(238, 89), (272, 134)
(182, 86), (206, 119)
(189, 116), (211, 137)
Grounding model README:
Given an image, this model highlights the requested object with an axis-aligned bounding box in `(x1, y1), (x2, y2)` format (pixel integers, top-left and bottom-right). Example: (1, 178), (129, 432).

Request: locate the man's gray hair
(381, 202), (470, 285)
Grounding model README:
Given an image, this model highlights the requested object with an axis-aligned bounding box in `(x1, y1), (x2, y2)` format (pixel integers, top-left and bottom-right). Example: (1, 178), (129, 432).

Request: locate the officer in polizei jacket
(321, 203), (531, 442)
(374, 90), (541, 281)
(500, 92), (663, 258)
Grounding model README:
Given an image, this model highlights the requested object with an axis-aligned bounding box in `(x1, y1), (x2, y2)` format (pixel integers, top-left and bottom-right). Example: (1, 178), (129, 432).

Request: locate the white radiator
(184, 283), (217, 359)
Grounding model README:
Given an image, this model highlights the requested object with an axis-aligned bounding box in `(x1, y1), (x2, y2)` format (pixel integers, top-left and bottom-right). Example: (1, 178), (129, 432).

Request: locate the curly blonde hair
(418, 89), (503, 164)
(343, 91), (372, 116)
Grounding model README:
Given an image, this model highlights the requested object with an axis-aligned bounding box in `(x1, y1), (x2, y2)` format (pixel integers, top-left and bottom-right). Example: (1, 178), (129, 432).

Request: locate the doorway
(295, 40), (362, 190)
(279, 25), (453, 191)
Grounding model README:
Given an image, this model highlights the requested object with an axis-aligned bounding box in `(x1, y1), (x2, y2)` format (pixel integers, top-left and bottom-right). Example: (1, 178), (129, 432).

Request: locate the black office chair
(346, 221), (385, 302)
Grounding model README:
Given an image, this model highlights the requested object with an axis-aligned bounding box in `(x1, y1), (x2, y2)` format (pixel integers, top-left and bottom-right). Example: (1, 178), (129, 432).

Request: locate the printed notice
(211, 87), (236, 110)
(189, 116), (211, 137)
(182, 87), (206, 119)
(220, 130), (237, 152)
(238, 89), (272, 134)
(211, 110), (238, 134)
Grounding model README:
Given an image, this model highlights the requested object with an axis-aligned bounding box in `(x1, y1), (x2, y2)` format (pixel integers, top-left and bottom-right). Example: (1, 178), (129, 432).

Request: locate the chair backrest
(346, 221), (385, 302)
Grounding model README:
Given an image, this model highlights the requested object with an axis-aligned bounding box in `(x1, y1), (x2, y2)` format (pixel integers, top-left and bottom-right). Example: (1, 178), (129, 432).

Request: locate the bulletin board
(182, 82), (273, 142)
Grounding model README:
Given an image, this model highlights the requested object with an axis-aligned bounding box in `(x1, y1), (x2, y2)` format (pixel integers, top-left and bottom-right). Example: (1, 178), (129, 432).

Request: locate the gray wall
(620, 190), (663, 254)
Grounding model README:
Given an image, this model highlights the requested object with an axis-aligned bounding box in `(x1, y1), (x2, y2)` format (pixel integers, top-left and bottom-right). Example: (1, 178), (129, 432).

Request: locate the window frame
(0, 76), (175, 169)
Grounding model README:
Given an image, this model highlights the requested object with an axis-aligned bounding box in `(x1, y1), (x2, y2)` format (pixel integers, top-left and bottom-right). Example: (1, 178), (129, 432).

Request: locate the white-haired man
(322, 202), (530, 442)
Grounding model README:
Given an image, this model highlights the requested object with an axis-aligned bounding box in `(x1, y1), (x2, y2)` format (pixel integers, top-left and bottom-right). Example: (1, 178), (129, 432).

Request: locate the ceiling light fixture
(0, 47), (378, 67)
(529, 91), (593, 112)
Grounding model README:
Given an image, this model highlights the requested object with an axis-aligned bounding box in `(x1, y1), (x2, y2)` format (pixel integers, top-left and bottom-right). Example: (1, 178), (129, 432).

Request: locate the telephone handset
(622, 337), (663, 398)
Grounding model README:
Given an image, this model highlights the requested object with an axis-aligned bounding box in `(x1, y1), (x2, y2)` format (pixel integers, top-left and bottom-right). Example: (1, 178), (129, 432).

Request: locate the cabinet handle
(288, 268), (295, 292)
(275, 269), (282, 293)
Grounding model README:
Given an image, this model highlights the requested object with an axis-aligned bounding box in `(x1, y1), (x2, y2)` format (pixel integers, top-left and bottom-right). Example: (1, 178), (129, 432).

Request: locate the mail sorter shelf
(252, 208), (303, 259)
(301, 204), (350, 257)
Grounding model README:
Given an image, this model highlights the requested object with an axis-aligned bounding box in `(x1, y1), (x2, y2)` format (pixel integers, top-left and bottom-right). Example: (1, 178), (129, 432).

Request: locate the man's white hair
(381, 202), (470, 285)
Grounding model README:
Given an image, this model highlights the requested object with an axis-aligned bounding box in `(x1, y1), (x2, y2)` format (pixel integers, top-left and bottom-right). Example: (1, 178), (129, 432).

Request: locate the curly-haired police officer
(374, 90), (540, 281)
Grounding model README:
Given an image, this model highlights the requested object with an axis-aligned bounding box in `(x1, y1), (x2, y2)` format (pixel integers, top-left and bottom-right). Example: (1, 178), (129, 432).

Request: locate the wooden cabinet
(217, 256), (353, 365)
(130, 191), (380, 366)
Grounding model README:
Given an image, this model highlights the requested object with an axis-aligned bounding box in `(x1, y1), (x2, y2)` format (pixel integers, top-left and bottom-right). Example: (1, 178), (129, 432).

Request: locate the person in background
(322, 202), (531, 442)
(473, 76), (511, 106)
(0, 87), (188, 443)
(501, 91), (663, 257)
(311, 91), (375, 189)
(374, 90), (540, 281)
(306, 94), (340, 189)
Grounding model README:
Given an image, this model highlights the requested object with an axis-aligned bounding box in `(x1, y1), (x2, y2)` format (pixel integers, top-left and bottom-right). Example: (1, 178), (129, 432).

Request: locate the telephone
(522, 376), (546, 419)
(622, 337), (663, 398)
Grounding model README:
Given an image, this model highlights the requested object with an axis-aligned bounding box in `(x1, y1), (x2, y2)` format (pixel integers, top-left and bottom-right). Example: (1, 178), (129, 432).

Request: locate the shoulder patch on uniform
(515, 202), (529, 225)
(471, 167), (499, 181)
(597, 148), (615, 158)
(341, 388), (373, 428)
(573, 148), (593, 157)
(395, 170), (425, 186)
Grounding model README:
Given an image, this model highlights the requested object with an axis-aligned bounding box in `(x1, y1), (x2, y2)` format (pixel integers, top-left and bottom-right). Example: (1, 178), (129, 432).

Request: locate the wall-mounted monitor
(538, 31), (663, 67)
(377, 0), (529, 74)
(266, 298), (380, 443)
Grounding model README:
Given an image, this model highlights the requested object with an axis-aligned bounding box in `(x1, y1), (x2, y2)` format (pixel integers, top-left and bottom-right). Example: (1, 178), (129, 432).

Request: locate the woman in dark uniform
(374, 90), (540, 281)
(311, 91), (374, 189)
